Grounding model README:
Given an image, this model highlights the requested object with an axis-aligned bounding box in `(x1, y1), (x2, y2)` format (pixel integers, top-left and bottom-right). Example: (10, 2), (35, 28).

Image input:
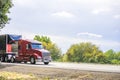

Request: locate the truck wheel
(30, 57), (36, 64)
(0, 57), (4, 62)
(44, 62), (49, 65)
(5, 56), (8, 62)
(11, 57), (15, 63)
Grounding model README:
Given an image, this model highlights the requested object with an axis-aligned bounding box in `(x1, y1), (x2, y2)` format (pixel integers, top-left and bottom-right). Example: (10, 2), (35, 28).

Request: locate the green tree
(104, 49), (115, 63)
(34, 35), (51, 44)
(34, 35), (62, 61)
(112, 51), (120, 64)
(62, 54), (69, 62)
(0, 0), (12, 29)
(115, 51), (120, 61)
(104, 50), (120, 64)
(63, 42), (105, 63)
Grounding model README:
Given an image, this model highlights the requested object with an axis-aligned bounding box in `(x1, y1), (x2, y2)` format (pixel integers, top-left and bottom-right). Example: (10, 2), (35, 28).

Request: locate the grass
(0, 72), (60, 80)
(0, 71), (38, 80)
(0, 65), (120, 80)
(0, 71), (92, 80)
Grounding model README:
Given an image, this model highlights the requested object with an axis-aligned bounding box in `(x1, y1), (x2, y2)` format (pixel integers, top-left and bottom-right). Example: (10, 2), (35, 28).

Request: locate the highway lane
(1, 62), (120, 73)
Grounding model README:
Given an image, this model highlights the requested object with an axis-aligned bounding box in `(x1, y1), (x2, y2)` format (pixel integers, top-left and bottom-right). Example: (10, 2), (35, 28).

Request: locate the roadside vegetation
(34, 35), (120, 65)
(0, 71), (37, 80)
(63, 43), (120, 64)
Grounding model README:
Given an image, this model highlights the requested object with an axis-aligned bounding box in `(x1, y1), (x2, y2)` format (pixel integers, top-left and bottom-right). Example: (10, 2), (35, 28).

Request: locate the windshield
(31, 43), (43, 49)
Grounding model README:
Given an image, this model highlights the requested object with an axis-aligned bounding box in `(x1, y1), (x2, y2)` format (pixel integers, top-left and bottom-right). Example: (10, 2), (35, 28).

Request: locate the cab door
(16, 41), (24, 62)
(25, 43), (32, 61)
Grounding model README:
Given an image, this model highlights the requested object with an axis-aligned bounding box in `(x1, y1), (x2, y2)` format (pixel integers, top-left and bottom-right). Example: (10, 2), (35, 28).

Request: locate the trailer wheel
(30, 57), (36, 64)
(5, 56), (8, 62)
(0, 57), (4, 62)
(44, 62), (49, 65)
(11, 57), (15, 63)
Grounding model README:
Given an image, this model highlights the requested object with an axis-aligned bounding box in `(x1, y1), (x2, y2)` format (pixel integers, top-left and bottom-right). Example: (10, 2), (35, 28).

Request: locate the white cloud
(113, 15), (120, 19)
(51, 11), (75, 18)
(91, 8), (111, 15)
(77, 32), (103, 38)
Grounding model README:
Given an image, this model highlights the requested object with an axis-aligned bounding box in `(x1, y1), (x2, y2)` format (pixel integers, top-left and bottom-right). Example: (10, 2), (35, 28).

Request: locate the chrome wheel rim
(31, 57), (34, 63)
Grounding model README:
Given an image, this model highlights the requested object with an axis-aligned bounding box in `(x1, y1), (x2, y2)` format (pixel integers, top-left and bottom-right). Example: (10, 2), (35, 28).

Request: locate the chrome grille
(42, 52), (50, 57)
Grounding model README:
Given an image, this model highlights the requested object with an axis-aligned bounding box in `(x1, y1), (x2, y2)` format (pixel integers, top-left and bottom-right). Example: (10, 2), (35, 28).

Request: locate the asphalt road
(1, 62), (120, 73)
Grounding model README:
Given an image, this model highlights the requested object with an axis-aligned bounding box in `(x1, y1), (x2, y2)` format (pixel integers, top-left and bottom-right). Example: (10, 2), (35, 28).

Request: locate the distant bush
(62, 42), (104, 63)
(111, 59), (120, 65)
(104, 50), (120, 64)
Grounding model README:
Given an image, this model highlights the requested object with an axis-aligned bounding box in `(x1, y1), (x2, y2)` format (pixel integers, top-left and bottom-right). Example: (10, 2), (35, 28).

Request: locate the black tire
(44, 62), (49, 65)
(30, 57), (36, 64)
(0, 56), (4, 62)
(5, 56), (9, 62)
(11, 57), (15, 63)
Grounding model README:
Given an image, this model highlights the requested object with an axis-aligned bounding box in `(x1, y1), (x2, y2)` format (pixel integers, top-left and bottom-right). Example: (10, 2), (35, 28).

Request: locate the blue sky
(1, 0), (120, 53)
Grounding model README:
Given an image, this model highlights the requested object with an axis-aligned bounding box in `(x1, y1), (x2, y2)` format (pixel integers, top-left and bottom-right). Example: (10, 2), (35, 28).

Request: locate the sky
(1, 0), (120, 53)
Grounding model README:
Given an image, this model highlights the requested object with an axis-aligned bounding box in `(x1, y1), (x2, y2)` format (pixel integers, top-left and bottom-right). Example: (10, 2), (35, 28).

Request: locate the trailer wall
(0, 35), (6, 54)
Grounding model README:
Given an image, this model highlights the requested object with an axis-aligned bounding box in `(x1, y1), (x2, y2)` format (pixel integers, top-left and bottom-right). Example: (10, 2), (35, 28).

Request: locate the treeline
(63, 43), (120, 64)
(34, 35), (120, 65)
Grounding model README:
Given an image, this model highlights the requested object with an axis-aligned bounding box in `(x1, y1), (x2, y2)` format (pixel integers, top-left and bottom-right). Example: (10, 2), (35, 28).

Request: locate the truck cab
(16, 39), (51, 64)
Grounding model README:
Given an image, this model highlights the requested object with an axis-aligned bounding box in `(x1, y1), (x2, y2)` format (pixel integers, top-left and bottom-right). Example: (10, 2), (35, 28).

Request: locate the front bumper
(36, 58), (42, 62)
(36, 56), (51, 62)
(43, 56), (51, 62)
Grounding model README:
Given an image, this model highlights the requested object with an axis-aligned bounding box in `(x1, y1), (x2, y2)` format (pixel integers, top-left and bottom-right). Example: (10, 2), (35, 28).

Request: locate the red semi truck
(0, 34), (51, 64)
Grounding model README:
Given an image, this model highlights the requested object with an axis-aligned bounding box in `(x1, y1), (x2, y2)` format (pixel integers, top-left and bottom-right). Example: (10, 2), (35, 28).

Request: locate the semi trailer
(0, 34), (51, 64)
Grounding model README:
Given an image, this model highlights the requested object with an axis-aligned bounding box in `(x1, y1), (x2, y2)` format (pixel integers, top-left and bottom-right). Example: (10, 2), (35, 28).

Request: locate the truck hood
(39, 49), (50, 53)
(34, 49), (50, 54)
